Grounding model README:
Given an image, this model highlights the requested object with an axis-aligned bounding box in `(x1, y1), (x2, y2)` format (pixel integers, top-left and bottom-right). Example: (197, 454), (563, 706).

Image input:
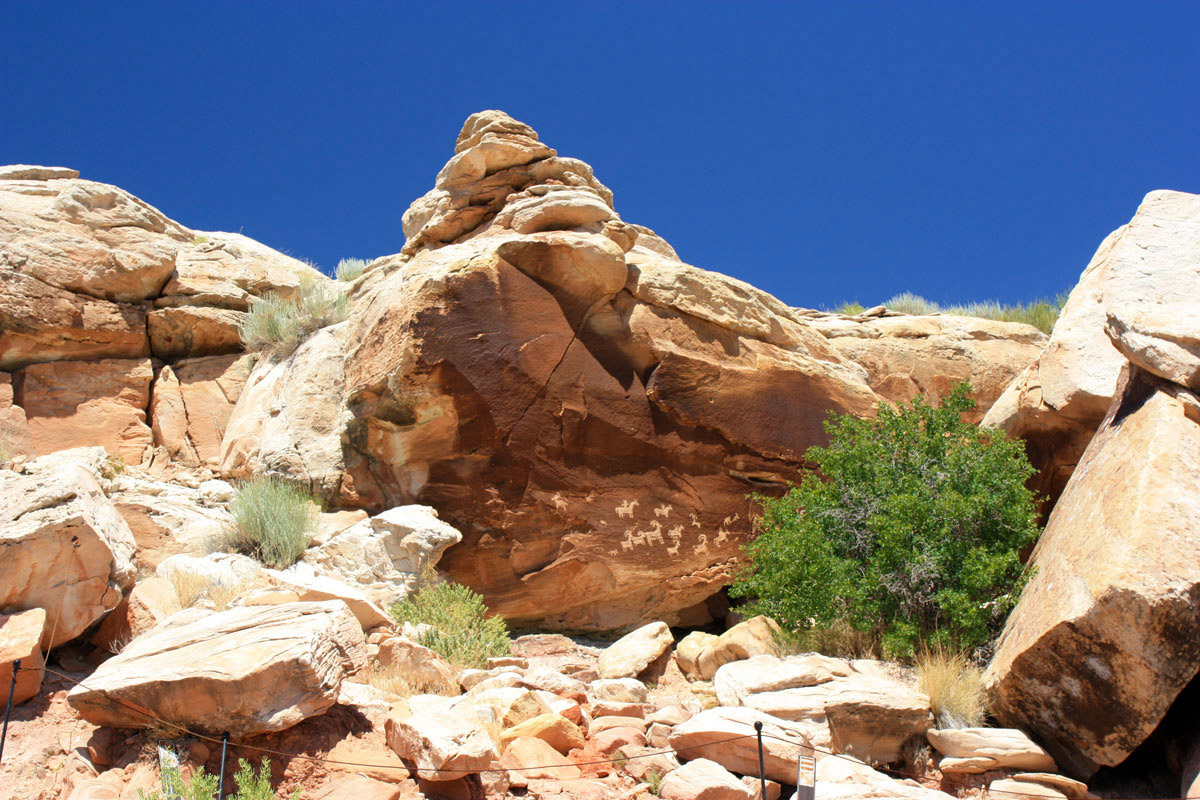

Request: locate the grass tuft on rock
(224, 476), (316, 569)
(335, 257), (369, 282)
(877, 291), (1069, 333)
(391, 577), (512, 670)
(916, 645), (987, 728)
(238, 277), (349, 358)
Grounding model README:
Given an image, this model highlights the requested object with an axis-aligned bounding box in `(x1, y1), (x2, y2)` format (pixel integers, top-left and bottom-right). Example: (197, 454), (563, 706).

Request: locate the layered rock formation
(218, 112), (1043, 632)
(983, 190), (1200, 505)
(0, 167), (325, 466)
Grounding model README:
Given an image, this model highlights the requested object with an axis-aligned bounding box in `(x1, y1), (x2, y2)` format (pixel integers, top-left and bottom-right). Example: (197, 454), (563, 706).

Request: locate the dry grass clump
(774, 620), (880, 660)
(239, 277), (349, 358)
(335, 257), (369, 282)
(224, 476), (316, 569)
(916, 645), (987, 728)
(168, 570), (246, 611)
(357, 660), (460, 699)
(879, 291), (1068, 334)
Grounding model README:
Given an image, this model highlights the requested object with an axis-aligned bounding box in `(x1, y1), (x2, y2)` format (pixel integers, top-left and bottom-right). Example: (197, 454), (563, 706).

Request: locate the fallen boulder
(67, 600), (366, 736)
(0, 608), (46, 704)
(659, 758), (754, 800)
(597, 621), (673, 679)
(0, 453), (136, 647)
(385, 696), (499, 781)
(667, 707), (815, 784)
(984, 366), (1200, 777)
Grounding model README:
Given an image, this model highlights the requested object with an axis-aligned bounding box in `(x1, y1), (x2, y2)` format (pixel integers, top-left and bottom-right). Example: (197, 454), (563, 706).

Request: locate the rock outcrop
(0, 165), (326, 465)
(0, 451), (137, 647)
(983, 190), (1200, 505)
(68, 600), (366, 736)
(806, 311), (1046, 424)
(985, 362), (1200, 777)
(214, 111), (1050, 633)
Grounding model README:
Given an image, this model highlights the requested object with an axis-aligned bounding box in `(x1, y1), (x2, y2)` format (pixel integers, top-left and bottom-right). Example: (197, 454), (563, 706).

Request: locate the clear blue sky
(4, 2), (1198, 309)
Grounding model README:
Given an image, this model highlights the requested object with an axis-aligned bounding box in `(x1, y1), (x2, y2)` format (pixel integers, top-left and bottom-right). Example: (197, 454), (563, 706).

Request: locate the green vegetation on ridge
(829, 291), (1070, 334)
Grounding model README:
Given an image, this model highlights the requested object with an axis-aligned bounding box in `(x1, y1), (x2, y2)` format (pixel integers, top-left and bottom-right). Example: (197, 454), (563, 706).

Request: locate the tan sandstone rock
(89, 576), (182, 654)
(816, 755), (954, 799)
(0, 608), (47, 704)
(385, 697), (500, 781)
(674, 631), (720, 679)
(667, 707), (816, 784)
(149, 354), (253, 466)
(68, 600), (366, 736)
(499, 713), (587, 754)
(597, 621), (674, 679)
(984, 365), (1200, 777)
(376, 637), (458, 694)
(984, 189), (1200, 506)
(1, 455), (136, 647)
(501, 736), (582, 780)
(926, 728), (1056, 774)
(659, 758), (753, 800)
(147, 306), (244, 360)
(693, 616), (781, 681)
(807, 313), (1046, 424)
(0, 371), (32, 460)
(16, 358), (154, 464)
(1105, 304), (1200, 391)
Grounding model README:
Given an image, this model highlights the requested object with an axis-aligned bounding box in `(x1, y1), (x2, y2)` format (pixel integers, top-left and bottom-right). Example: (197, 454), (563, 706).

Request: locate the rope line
(15, 666), (1195, 799)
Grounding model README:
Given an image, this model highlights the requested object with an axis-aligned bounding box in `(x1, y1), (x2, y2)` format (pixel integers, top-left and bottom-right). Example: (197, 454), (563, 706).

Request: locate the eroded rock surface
(984, 189), (1200, 505)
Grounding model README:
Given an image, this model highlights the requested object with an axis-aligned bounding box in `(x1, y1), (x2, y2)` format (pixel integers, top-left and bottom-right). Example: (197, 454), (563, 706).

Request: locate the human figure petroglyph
(654, 503), (672, 518)
(668, 525), (684, 541)
(616, 499), (638, 519)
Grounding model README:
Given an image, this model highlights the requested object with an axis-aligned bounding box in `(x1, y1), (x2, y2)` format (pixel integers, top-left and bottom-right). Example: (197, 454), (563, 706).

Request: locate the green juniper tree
(731, 382), (1039, 658)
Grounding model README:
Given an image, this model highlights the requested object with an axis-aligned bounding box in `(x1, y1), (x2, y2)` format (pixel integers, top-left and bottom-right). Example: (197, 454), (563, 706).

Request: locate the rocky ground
(2, 112), (1200, 798)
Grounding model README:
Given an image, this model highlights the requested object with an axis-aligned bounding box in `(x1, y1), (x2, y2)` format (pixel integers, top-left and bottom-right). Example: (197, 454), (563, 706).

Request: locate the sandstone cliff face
(0, 167), (326, 466)
(983, 190), (1200, 506)
(218, 111), (1043, 632)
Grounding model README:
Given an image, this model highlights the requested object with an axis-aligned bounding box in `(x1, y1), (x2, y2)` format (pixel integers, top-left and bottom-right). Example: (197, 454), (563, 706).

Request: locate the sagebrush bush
(884, 291), (941, 316)
(138, 757), (297, 800)
(239, 277), (349, 358)
(731, 382), (1040, 658)
(391, 579), (512, 669)
(225, 476), (316, 569)
(335, 257), (369, 282)
(832, 301), (866, 315)
(916, 645), (987, 728)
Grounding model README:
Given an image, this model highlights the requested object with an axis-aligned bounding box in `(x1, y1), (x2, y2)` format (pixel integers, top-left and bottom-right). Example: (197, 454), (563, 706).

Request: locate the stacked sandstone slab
(216, 111), (1045, 633)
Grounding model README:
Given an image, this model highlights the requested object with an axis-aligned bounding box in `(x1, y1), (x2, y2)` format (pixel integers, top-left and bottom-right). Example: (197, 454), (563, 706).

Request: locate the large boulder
(67, 600), (366, 736)
(597, 621), (673, 679)
(659, 758), (754, 800)
(984, 364), (1200, 777)
(690, 615), (781, 681)
(385, 695), (500, 781)
(0, 452), (137, 647)
(816, 755), (955, 800)
(149, 354), (253, 467)
(667, 707), (817, 784)
(984, 190), (1200, 506)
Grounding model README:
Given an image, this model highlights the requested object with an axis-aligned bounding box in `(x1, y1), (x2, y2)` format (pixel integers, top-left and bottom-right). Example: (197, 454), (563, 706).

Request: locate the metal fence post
(217, 731), (230, 799)
(0, 659), (19, 766)
(753, 720), (768, 800)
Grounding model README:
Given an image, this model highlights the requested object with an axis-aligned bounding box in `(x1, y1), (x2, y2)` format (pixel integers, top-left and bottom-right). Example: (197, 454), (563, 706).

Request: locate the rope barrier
(12, 664), (1195, 800)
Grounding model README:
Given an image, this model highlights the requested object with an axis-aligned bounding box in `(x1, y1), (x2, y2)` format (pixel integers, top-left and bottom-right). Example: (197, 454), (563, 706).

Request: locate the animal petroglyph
(723, 512), (740, 527)
(667, 540), (680, 556)
(715, 528), (730, 545)
(616, 499), (638, 519)
(693, 533), (709, 556)
(667, 525), (684, 541)
(644, 520), (665, 545)
(551, 493), (569, 512)
(689, 513), (702, 528)
(654, 503), (673, 518)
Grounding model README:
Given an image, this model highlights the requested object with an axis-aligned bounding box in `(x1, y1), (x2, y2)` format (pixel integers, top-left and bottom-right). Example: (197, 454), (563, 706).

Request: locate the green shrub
(239, 277), (349, 358)
(730, 382), (1040, 659)
(137, 761), (219, 800)
(391, 579), (512, 669)
(335, 257), (369, 282)
(229, 758), (301, 800)
(225, 476), (316, 568)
